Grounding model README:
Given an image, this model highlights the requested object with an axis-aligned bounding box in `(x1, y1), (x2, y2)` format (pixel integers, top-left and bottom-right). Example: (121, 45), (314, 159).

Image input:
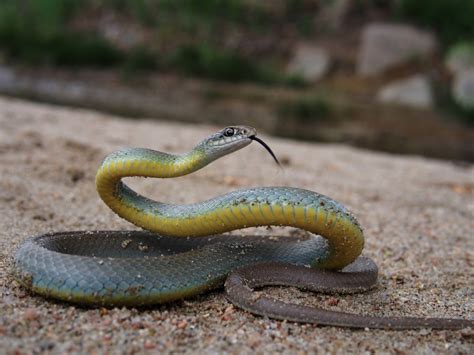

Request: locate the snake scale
(13, 126), (473, 329)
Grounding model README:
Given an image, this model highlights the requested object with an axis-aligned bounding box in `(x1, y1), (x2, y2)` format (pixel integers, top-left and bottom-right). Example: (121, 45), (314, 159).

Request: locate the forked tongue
(249, 136), (281, 167)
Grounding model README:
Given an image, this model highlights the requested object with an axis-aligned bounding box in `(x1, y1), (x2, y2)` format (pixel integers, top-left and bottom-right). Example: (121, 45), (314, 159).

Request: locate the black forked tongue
(249, 136), (281, 167)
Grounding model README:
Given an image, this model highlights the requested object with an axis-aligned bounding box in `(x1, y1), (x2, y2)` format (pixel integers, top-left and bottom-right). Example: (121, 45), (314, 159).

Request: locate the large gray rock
(287, 44), (330, 81)
(452, 69), (474, 109)
(358, 23), (437, 76)
(377, 75), (433, 108)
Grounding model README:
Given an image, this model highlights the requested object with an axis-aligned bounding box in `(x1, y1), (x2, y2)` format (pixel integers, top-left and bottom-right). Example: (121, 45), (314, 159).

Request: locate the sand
(0, 96), (472, 354)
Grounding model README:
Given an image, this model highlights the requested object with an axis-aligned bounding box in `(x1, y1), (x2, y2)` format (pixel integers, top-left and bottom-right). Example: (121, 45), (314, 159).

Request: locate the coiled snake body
(14, 126), (472, 329)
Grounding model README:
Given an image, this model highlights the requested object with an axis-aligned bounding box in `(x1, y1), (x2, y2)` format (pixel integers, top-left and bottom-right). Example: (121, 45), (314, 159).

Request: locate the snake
(13, 126), (473, 329)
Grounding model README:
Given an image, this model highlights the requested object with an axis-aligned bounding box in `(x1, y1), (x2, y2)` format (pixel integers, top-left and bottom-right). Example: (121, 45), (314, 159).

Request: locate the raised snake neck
(13, 127), (473, 329)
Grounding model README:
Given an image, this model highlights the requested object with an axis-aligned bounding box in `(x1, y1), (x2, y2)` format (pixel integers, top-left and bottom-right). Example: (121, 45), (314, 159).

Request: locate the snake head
(199, 126), (256, 159)
(199, 125), (280, 166)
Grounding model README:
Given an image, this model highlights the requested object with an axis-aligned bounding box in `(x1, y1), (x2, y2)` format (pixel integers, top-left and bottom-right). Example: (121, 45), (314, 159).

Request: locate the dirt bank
(0, 96), (472, 353)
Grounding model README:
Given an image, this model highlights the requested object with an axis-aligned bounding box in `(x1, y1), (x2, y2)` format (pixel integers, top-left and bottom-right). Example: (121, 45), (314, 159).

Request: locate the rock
(452, 69), (474, 109)
(0, 65), (15, 86)
(358, 23), (437, 76)
(377, 75), (433, 108)
(287, 44), (330, 82)
(446, 42), (474, 74)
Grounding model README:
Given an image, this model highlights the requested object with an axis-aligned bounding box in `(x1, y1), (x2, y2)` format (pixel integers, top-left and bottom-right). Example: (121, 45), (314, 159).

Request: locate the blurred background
(0, 0), (473, 161)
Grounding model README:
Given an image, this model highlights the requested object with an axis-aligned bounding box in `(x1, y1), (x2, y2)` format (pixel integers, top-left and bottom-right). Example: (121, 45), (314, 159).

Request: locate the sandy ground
(0, 96), (473, 354)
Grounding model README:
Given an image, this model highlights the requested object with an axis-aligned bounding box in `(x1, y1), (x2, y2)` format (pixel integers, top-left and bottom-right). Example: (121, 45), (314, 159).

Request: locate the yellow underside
(95, 156), (364, 270)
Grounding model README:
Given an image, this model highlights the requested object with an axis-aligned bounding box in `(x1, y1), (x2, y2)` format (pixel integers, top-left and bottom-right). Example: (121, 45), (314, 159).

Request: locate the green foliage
(0, 29), (123, 67)
(441, 97), (474, 124)
(121, 46), (158, 73)
(168, 44), (301, 85)
(277, 95), (333, 122)
(0, 0), (122, 67)
(450, 105), (474, 124)
(432, 79), (474, 124)
(282, 75), (309, 89)
(284, 0), (316, 37)
(169, 45), (254, 82)
(158, 0), (250, 22)
(397, 0), (474, 45)
(447, 41), (474, 68)
(0, 0), (163, 70)
(0, 0), (78, 36)
(0, 0), (307, 85)
(103, 0), (270, 28)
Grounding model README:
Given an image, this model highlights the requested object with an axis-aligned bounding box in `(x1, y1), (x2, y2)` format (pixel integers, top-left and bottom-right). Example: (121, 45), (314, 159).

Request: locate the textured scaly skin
(14, 144), (364, 306)
(96, 147), (364, 270)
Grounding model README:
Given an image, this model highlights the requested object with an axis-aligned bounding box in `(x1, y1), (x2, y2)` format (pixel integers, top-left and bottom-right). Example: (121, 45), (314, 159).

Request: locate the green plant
(102, 0), (271, 29)
(0, 28), (123, 67)
(0, 0), (310, 85)
(397, 0), (474, 45)
(170, 45), (246, 81)
(285, 0), (316, 37)
(432, 79), (474, 124)
(447, 41), (474, 69)
(277, 94), (333, 122)
(441, 97), (474, 124)
(122, 46), (158, 73)
(169, 44), (275, 84)
(282, 74), (309, 89)
(0, 0), (78, 33)
(0, 0), (124, 67)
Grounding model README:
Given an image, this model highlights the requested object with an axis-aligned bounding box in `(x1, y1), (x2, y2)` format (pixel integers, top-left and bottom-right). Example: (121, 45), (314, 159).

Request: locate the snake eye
(223, 128), (235, 137)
